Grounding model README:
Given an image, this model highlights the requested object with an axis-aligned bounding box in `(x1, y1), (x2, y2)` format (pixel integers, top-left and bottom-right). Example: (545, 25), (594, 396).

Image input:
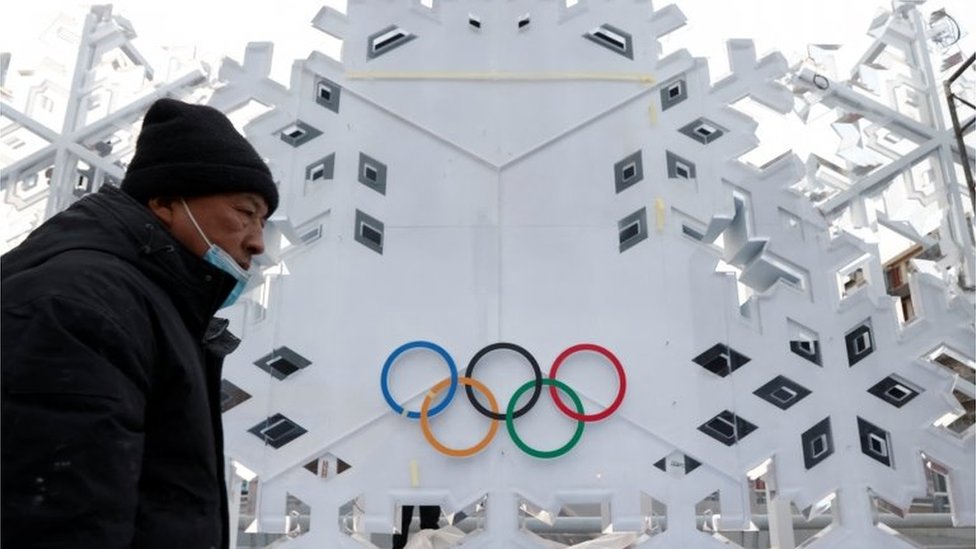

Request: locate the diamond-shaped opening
(699, 411), (757, 446)
(220, 379), (252, 413)
(613, 150), (643, 193)
(857, 417), (892, 467)
(254, 346), (312, 380)
(248, 413), (307, 449)
(754, 375), (812, 410)
(679, 118), (727, 144)
(693, 343), (751, 377)
(788, 319), (822, 366)
(584, 24), (634, 59)
(801, 417), (834, 470)
(355, 210), (384, 254)
(305, 154), (335, 184)
(283, 126), (304, 140)
(845, 321), (874, 366)
(790, 339), (822, 365)
(666, 150), (696, 180)
(278, 120), (322, 147)
(368, 25), (416, 59)
(358, 153), (387, 194)
(661, 78), (688, 110)
(868, 374), (922, 408)
(653, 450), (702, 477)
(618, 208), (648, 253)
(302, 452), (352, 480)
(314, 77), (341, 113)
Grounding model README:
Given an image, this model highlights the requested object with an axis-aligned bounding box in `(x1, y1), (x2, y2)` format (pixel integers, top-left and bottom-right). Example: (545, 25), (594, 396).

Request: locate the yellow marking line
(409, 459), (420, 487)
(655, 197), (666, 233)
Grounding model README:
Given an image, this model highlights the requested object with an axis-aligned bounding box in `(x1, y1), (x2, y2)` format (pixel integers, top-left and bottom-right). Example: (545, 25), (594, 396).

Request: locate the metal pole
(944, 53), (976, 213)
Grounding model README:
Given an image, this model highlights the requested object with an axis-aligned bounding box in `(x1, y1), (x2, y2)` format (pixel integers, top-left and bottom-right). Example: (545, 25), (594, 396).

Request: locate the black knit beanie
(120, 98), (278, 215)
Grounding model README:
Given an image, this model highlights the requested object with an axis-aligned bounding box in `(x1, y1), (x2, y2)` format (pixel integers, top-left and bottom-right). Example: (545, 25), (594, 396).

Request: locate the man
(1, 98), (278, 548)
(393, 505), (441, 549)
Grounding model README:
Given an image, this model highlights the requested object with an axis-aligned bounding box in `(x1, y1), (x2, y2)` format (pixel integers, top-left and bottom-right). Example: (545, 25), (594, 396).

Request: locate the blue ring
(381, 340), (458, 419)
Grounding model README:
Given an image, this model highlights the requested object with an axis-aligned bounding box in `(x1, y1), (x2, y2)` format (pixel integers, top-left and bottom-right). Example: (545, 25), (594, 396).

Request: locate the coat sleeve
(2, 292), (153, 549)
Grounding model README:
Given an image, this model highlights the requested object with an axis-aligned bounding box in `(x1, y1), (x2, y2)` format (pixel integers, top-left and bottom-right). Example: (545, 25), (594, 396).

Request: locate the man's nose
(244, 226), (265, 256)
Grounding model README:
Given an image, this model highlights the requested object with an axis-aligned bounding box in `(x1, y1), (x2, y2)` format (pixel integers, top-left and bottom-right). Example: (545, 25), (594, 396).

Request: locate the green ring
(506, 378), (585, 459)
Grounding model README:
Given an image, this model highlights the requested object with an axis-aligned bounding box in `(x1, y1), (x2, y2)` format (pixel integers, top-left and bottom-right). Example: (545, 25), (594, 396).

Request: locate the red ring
(548, 343), (626, 422)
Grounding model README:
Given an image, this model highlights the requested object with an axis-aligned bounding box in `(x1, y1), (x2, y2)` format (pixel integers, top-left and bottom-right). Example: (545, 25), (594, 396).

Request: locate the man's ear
(147, 196), (178, 228)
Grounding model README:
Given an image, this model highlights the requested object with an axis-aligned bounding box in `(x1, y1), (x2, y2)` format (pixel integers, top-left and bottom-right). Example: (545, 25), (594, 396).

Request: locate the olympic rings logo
(380, 341), (627, 459)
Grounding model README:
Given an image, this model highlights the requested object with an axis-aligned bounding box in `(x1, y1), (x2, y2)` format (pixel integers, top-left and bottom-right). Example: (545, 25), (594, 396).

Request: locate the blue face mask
(182, 199), (251, 309)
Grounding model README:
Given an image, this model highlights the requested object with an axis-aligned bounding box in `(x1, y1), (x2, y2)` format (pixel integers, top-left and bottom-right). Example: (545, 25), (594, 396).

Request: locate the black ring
(465, 342), (542, 420)
(813, 74), (830, 90)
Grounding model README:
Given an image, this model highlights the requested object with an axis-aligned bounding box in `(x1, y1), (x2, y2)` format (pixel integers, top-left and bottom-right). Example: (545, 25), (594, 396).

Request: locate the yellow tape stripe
(409, 459), (420, 487)
(655, 197), (666, 233)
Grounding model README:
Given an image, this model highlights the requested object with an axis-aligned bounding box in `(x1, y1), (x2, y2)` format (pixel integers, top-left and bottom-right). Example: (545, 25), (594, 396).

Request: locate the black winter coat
(2, 186), (240, 548)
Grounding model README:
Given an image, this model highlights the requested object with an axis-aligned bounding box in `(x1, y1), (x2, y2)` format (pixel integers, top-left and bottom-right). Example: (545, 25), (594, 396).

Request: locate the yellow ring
(420, 376), (499, 458)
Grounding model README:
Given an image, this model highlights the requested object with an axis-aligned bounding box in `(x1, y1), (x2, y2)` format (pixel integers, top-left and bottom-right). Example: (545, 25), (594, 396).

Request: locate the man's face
(150, 192), (268, 270)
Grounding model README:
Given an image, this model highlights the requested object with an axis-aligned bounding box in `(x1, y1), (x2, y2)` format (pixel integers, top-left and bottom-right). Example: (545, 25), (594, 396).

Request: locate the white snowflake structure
(1, 1), (972, 548)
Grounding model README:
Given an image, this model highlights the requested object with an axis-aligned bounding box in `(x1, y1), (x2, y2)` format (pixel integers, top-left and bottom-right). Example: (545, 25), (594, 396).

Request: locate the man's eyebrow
(240, 194), (263, 212)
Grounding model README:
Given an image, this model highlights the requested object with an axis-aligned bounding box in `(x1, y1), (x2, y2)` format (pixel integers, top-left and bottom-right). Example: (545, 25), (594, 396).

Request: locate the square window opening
(363, 164), (378, 182)
(374, 29), (408, 52)
(810, 434), (829, 458)
(262, 419), (294, 441)
(283, 126), (305, 139)
(771, 386), (798, 403)
(619, 221), (640, 244)
(854, 332), (872, 354)
(622, 162), (637, 181)
(266, 355), (301, 377)
(885, 384), (911, 401)
(675, 163), (690, 179)
(361, 223), (382, 246)
(711, 416), (736, 439)
(299, 226), (322, 244)
(868, 433), (888, 456)
(592, 28), (626, 51)
(318, 84), (332, 102)
(668, 83), (682, 99)
(683, 225), (704, 240)
(695, 124), (717, 138)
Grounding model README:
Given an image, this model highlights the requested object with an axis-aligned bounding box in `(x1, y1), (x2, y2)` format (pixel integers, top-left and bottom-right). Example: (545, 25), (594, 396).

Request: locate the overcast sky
(1, 0), (929, 85)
